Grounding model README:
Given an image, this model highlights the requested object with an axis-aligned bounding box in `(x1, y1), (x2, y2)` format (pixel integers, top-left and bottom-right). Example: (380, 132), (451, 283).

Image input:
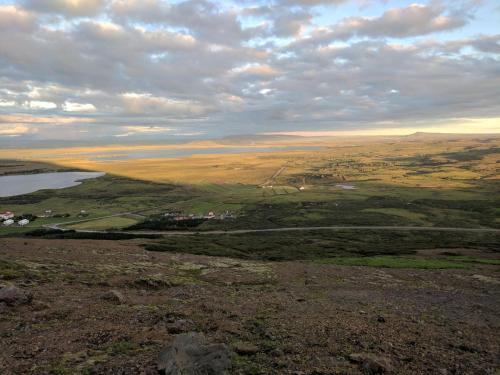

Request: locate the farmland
(0, 134), (498, 234)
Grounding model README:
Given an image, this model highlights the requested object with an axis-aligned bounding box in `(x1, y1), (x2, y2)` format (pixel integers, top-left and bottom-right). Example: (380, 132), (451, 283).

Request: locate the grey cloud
(279, 0), (348, 6)
(272, 9), (312, 37)
(0, 5), (37, 31)
(315, 3), (469, 43)
(22, 0), (107, 17)
(110, 0), (263, 46)
(470, 35), (500, 54)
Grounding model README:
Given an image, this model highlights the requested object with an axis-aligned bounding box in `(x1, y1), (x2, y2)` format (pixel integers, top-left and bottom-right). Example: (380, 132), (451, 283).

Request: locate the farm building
(3, 219), (14, 226)
(0, 211), (14, 220)
(18, 219), (30, 226)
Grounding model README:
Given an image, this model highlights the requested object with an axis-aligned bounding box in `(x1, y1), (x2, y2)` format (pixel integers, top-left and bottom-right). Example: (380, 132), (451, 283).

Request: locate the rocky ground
(0, 238), (499, 374)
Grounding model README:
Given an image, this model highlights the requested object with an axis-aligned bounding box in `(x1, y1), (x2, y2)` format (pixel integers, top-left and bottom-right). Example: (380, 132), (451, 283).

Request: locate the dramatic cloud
(0, 0), (499, 141)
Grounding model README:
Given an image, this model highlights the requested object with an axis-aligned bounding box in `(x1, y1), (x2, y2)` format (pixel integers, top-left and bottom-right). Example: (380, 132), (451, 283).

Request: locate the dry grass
(2, 136), (499, 187)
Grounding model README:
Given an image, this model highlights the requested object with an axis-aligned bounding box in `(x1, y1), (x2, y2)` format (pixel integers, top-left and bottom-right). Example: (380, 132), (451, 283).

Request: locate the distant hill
(404, 132), (499, 141)
(217, 134), (307, 144)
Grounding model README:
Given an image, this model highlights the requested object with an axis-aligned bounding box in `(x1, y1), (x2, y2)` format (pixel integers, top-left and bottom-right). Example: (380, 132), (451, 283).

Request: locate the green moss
(316, 256), (469, 269)
(0, 260), (34, 280)
(107, 340), (138, 356)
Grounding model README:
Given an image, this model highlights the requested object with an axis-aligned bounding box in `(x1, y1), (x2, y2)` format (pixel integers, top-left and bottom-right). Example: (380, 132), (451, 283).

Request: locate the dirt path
(261, 164), (287, 186)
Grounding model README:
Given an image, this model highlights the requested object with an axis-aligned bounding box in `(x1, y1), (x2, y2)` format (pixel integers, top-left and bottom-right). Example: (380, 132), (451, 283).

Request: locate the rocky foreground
(0, 238), (499, 374)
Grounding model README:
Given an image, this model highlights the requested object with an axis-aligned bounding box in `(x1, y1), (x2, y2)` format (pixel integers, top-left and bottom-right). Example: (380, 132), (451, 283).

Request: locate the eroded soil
(0, 238), (499, 374)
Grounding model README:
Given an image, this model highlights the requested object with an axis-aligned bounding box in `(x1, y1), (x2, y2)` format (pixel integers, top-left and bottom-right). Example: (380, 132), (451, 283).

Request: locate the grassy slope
(142, 230), (499, 261)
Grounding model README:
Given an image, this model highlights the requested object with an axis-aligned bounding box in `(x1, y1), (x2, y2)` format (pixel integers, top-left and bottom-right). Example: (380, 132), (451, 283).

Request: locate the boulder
(0, 285), (32, 306)
(349, 353), (393, 374)
(100, 290), (125, 304)
(157, 332), (232, 375)
(233, 341), (260, 356)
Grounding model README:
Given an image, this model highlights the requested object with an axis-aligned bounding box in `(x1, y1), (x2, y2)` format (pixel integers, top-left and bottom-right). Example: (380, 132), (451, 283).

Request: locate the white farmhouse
(3, 219), (14, 226)
(0, 211), (14, 220)
(18, 219), (30, 226)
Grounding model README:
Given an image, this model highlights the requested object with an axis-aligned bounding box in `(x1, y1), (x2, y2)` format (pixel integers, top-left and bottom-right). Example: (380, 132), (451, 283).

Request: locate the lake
(0, 172), (105, 198)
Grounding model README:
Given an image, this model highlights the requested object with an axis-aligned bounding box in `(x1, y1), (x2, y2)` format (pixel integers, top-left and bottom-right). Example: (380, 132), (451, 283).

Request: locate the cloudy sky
(0, 0), (499, 142)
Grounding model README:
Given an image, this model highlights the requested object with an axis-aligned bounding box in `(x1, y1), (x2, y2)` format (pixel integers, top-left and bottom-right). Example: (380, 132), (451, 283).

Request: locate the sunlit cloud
(0, 124), (30, 136)
(114, 125), (173, 137)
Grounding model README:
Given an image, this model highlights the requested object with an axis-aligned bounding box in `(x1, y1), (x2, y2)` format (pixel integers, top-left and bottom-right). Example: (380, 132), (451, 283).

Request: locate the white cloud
(0, 100), (16, 107)
(26, 100), (57, 110)
(62, 101), (97, 112)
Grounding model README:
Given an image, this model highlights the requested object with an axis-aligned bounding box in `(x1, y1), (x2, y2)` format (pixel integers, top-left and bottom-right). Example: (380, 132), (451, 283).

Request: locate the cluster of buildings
(0, 211), (30, 227)
(164, 210), (235, 221)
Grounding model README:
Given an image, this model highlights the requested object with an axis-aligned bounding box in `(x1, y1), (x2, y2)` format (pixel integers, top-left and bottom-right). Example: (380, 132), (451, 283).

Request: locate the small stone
(0, 285), (32, 306)
(233, 341), (260, 355)
(100, 290), (125, 304)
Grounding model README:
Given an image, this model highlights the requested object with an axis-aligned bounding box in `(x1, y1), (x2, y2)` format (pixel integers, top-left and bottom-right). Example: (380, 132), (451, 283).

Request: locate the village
(1, 209), (89, 228)
(163, 210), (236, 221)
(1, 208), (236, 231)
(0, 211), (29, 227)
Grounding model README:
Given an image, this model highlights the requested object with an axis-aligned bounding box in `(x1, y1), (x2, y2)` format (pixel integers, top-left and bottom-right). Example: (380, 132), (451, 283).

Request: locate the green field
(68, 216), (140, 230)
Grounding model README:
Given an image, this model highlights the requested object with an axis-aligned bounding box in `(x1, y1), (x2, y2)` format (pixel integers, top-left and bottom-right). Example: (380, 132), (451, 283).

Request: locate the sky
(0, 0), (499, 143)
